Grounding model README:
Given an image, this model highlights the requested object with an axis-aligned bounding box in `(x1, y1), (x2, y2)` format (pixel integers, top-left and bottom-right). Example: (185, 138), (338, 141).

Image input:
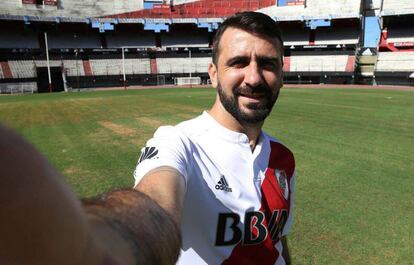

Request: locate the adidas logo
(138, 146), (159, 164)
(215, 175), (232, 192)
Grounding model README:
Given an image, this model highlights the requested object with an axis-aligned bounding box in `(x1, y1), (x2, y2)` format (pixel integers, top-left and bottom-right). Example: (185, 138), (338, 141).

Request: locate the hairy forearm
(83, 189), (182, 265)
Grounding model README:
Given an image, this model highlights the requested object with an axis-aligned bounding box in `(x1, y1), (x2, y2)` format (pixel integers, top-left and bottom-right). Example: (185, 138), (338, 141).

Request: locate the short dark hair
(212, 11), (284, 65)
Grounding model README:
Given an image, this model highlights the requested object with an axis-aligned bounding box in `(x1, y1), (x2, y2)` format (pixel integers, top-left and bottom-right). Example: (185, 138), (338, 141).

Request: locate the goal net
(174, 77), (201, 86)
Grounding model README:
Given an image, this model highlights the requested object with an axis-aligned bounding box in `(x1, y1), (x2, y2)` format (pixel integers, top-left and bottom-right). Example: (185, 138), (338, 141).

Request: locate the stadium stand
(374, 51), (414, 85)
(89, 59), (122, 76)
(48, 32), (102, 49)
(8, 61), (37, 79)
(160, 30), (209, 48)
(283, 23), (310, 47)
(5, 0), (142, 18)
(315, 27), (359, 45)
(381, 0), (414, 15)
(89, 59), (151, 75)
(106, 32), (155, 49)
(261, 0), (361, 19)
(6, 0), (414, 90)
(0, 62), (13, 79)
(289, 55), (353, 72)
(0, 23), (39, 49)
(387, 28), (414, 43)
(372, 3), (414, 85)
(62, 60), (86, 77)
(0, 64), (4, 79)
(156, 57), (210, 74)
(376, 52), (414, 72)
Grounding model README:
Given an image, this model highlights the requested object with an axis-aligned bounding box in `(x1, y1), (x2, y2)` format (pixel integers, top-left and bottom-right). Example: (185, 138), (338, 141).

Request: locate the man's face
(209, 27), (283, 124)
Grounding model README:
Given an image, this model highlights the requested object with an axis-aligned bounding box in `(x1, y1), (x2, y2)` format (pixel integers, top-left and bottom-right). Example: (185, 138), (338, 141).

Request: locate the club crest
(275, 169), (289, 200)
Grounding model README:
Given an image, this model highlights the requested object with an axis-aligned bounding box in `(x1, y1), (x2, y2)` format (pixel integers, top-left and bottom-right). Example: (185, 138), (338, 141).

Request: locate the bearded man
(134, 11), (296, 265)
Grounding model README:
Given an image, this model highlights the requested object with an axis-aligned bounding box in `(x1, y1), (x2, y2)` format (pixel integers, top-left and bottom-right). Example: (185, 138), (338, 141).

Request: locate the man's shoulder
(175, 113), (209, 136)
(262, 131), (295, 164)
(151, 113), (206, 142)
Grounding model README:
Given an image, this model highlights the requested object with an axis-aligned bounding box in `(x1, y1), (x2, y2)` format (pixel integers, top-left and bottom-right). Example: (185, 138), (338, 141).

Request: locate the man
(0, 123), (180, 265)
(134, 11), (295, 265)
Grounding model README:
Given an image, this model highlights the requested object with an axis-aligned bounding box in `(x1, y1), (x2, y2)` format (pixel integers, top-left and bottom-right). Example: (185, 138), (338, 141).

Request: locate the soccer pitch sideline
(0, 87), (413, 264)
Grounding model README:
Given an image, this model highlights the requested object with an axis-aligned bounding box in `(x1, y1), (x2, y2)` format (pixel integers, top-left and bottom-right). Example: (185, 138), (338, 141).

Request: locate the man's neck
(208, 101), (263, 151)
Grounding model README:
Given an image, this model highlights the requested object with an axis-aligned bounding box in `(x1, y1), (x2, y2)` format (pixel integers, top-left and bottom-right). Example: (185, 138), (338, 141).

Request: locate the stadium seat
(382, 0), (414, 14)
(8, 61), (37, 79)
(156, 57), (210, 74)
(387, 28), (414, 44)
(290, 55), (349, 72)
(376, 52), (414, 72)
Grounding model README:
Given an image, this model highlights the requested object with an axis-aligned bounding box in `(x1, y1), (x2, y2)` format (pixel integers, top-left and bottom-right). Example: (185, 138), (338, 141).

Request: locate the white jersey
(134, 111), (295, 265)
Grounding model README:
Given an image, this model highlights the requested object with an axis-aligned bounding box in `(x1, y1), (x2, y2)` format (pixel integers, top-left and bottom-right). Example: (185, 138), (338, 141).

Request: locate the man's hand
(0, 124), (181, 265)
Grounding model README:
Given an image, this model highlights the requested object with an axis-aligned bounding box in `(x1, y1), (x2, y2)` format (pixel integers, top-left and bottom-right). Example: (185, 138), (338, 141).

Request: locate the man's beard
(217, 81), (279, 124)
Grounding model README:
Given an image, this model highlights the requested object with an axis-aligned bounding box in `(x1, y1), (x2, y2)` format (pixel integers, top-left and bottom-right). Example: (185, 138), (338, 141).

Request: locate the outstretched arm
(0, 124), (180, 265)
(83, 188), (181, 265)
(134, 167), (186, 226)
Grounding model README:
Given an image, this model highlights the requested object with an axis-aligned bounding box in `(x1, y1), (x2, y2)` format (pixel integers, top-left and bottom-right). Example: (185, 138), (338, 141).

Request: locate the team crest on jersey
(138, 146), (159, 164)
(275, 169), (289, 200)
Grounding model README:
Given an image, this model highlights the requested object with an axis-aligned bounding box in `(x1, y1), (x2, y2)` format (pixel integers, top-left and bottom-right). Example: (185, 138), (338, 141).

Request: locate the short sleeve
(133, 126), (191, 187)
(282, 171), (295, 236)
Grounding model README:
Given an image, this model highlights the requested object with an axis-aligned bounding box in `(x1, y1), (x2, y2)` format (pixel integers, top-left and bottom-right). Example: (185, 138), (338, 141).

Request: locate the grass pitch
(0, 87), (413, 264)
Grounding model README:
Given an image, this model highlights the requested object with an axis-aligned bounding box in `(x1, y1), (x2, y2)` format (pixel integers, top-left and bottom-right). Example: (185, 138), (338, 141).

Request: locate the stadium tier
(1, 0), (361, 22)
(89, 59), (152, 75)
(48, 32), (102, 49)
(62, 60), (86, 77)
(381, 0), (414, 16)
(374, 51), (414, 86)
(376, 52), (414, 72)
(156, 57), (210, 74)
(0, 64), (4, 79)
(106, 31), (156, 49)
(315, 27), (358, 45)
(2, 0), (412, 91)
(0, 24), (39, 49)
(387, 28), (414, 43)
(372, 7), (414, 85)
(160, 31), (209, 48)
(283, 30), (310, 47)
(288, 55), (355, 73)
(8, 60), (37, 79)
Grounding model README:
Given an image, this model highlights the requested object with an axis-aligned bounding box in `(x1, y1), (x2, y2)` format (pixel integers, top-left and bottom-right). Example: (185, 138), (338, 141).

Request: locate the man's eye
(261, 61), (278, 71)
(231, 61), (248, 68)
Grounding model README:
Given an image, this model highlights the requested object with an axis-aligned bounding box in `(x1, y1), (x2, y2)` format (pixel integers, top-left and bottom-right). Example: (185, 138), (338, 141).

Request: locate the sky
(364, 16), (381, 47)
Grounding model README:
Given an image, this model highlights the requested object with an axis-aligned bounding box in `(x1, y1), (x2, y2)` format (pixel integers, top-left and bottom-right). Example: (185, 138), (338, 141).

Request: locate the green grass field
(1, 87), (413, 264)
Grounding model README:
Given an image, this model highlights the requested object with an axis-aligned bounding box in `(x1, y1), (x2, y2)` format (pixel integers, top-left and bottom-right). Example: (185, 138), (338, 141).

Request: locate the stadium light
(122, 47), (127, 90)
(44, 32), (52, 93)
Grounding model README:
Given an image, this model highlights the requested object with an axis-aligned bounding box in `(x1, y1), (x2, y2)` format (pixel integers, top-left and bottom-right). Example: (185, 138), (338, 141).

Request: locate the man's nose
(244, 62), (263, 87)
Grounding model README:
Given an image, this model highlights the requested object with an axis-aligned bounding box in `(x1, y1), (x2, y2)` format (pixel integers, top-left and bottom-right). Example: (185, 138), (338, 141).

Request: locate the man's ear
(208, 62), (218, 88)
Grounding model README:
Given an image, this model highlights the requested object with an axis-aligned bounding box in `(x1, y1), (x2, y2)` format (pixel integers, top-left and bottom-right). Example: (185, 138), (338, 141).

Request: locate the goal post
(174, 77), (201, 86)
